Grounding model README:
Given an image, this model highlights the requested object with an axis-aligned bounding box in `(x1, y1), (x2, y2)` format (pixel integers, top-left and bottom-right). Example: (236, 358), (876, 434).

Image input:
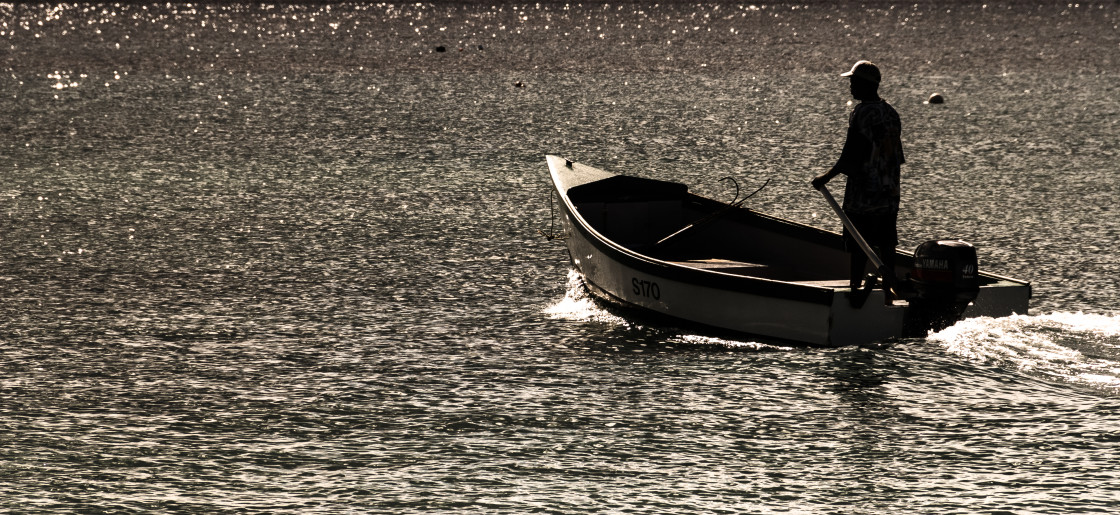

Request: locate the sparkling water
(2, 2), (1119, 512)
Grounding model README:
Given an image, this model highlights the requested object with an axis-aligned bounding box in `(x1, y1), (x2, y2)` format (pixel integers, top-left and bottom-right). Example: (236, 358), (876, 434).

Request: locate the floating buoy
(926, 93), (944, 104)
(514, 81), (525, 88)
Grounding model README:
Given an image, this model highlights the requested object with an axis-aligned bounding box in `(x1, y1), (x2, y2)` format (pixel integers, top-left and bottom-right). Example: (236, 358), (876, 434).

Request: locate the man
(811, 60), (905, 296)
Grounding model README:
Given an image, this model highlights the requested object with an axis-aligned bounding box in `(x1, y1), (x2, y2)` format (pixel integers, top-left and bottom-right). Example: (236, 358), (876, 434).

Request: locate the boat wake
(928, 312), (1120, 392)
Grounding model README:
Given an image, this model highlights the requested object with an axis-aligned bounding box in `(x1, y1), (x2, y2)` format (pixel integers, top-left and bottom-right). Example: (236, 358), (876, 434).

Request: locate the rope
(538, 185), (558, 240)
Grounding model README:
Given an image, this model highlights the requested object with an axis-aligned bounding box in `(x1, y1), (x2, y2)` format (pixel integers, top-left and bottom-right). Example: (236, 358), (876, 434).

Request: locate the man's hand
(811, 172), (833, 190)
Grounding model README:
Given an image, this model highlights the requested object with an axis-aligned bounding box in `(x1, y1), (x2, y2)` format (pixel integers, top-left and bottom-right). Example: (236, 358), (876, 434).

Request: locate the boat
(545, 155), (1031, 346)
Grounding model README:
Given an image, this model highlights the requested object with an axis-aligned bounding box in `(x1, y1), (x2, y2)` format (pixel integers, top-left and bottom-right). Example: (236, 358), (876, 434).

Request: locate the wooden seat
(670, 258), (774, 277)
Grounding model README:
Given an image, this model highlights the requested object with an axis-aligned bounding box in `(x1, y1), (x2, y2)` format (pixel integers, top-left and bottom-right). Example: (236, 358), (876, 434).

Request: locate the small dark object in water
(514, 81), (525, 88)
(927, 93), (944, 104)
(436, 46), (446, 52)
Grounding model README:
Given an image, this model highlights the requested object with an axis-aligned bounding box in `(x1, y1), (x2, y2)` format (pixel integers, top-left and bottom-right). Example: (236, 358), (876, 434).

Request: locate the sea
(2, 1), (1119, 513)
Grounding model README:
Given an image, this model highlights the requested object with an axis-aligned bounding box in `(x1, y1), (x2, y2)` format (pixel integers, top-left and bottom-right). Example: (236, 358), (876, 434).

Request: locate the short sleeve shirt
(836, 100), (905, 215)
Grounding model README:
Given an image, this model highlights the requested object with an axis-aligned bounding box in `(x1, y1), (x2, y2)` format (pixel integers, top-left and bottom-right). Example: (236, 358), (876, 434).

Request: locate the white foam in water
(544, 269), (630, 326)
(929, 312), (1120, 390)
(672, 333), (793, 352)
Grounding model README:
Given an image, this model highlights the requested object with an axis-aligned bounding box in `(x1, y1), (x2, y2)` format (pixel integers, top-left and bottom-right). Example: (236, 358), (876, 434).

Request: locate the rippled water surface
(2, 2), (1120, 513)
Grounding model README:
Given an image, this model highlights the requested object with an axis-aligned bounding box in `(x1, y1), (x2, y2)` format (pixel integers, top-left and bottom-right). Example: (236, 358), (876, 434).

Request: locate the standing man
(812, 60), (905, 295)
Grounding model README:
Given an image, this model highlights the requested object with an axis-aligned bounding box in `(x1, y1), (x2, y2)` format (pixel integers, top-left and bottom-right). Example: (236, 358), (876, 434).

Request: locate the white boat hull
(564, 218), (905, 345)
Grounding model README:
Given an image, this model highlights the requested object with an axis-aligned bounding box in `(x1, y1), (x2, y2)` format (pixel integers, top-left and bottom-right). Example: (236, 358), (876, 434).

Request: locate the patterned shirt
(835, 99), (905, 215)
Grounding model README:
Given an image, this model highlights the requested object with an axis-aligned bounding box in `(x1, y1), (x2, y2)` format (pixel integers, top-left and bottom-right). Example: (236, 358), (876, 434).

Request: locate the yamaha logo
(918, 258), (950, 270)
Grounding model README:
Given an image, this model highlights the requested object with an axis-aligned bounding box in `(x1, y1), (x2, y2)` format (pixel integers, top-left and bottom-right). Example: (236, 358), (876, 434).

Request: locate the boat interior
(566, 174), (865, 287)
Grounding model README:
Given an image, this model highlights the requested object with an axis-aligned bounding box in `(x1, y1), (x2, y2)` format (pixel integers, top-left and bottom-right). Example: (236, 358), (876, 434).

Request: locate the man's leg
(879, 245), (897, 301)
(880, 246), (897, 282)
(849, 250), (867, 290)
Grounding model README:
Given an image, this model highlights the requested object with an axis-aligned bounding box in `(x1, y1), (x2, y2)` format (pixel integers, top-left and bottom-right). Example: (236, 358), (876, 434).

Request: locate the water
(2, 2), (1120, 512)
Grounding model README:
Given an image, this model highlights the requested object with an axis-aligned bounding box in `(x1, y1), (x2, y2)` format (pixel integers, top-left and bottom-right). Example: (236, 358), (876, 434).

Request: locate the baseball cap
(841, 60), (881, 84)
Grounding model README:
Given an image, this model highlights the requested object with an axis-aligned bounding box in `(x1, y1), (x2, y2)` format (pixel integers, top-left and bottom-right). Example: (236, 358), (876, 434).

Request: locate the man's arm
(813, 113), (871, 189)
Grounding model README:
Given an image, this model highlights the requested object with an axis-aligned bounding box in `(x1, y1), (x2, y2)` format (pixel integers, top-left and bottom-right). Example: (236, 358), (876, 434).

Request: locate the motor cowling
(911, 239), (980, 306)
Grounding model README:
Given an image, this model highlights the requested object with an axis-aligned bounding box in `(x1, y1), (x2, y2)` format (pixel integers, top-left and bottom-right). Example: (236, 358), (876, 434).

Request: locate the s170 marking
(632, 278), (661, 300)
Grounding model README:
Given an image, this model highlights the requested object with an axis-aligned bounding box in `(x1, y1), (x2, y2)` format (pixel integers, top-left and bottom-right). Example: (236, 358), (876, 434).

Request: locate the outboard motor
(907, 240), (981, 332)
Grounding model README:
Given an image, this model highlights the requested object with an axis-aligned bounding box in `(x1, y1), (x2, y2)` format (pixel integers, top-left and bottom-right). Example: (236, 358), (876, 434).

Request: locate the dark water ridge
(3, 2), (1120, 513)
